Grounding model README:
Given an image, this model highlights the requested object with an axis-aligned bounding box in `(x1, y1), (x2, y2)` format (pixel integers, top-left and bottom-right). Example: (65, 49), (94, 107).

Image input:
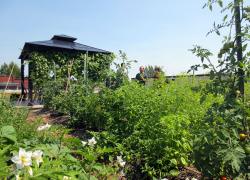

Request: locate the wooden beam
(21, 59), (25, 96)
(28, 62), (33, 103)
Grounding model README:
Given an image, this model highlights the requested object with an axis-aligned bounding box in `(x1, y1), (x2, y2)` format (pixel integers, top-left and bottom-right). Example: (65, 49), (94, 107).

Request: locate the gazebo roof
(19, 35), (111, 59)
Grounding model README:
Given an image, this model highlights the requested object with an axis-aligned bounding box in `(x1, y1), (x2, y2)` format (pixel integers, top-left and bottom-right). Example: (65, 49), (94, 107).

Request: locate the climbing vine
(29, 51), (115, 91)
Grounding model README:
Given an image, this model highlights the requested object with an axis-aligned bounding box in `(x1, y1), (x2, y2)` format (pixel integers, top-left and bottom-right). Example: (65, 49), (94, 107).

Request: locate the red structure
(0, 75), (28, 91)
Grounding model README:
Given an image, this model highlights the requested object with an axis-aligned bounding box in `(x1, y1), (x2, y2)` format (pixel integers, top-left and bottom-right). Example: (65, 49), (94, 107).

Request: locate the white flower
(117, 156), (126, 167)
(11, 148), (32, 169)
(88, 137), (97, 147)
(15, 174), (21, 180)
(81, 141), (87, 147)
(37, 123), (51, 131)
(27, 166), (33, 176)
(93, 86), (101, 93)
(120, 169), (125, 176)
(191, 178), (198, 180)
(161, 178), (168, 180)
(70, 75), (77, 81)
(32, 150), (43, 166)
(63, 176), (71, 180)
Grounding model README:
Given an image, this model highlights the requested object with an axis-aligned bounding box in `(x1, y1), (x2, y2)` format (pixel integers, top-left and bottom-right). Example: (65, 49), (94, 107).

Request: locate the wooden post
(21, 59), (25, 96)
(234, 0), (244, 97)
(28, 61), (33, 103)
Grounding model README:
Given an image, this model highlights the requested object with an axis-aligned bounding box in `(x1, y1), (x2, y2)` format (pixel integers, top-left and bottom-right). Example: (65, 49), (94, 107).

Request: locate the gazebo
(19, 35), (111, 102)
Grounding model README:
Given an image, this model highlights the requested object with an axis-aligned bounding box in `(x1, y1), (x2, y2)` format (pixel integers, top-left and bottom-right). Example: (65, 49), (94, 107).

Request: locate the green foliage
(0, 98), (119, 179)
(0, 99), (36, 140)
(29, 51), (115, 92)
(0, 61), (21, 77)
(190, 0), (250, 97)
(47, 82), (110, 129)
(106, 50), (136, 89)
(144, 65), (165, 78)
(108, 78), (216, 178)
(193, 99), (250, 178)
(189, 1), (250, 178)
(46, 77), (219, 178)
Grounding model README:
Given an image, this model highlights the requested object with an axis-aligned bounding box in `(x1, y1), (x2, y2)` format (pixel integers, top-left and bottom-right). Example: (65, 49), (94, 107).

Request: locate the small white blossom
(32, 150), (43, 166)
(63, 176), (71, 180)
(117, 156), (126, 167)
(27, 166), (33, 176)
(161, 178), (168, 180)
(15, 174), (21, 180)
(88, 137), (97, 147)
(81, 141), (87, 146)
(70, 75), (77, 81)
(37, 123), (51, 131)
(11, 148), (32, 169)
(93, 86), (101, 93)
(120, 169), (125, 176)
(191, 178), (198, 180)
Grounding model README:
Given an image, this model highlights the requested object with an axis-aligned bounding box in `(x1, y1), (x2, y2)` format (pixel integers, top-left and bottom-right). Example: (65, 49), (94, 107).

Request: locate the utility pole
(234, 0), (244, 97)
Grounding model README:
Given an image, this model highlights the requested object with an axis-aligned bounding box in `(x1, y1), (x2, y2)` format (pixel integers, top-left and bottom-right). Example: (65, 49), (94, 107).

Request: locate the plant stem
(234, 0), (244, 98)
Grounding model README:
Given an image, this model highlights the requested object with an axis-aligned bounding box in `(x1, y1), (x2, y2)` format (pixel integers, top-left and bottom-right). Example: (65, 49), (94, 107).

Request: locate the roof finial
(51, 35), (77, 42)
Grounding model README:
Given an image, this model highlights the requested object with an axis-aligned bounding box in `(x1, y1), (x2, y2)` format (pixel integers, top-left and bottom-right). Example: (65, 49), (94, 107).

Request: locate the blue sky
(0, 0), (224, 77)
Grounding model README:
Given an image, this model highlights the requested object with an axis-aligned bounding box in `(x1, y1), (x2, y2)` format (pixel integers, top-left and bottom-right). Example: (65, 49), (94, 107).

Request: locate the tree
(144, 65), (164, 78)
(0, 61), (21, 78)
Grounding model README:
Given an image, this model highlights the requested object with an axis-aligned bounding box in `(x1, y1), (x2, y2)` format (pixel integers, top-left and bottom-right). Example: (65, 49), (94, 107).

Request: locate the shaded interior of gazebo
(19, 35), (111, 102)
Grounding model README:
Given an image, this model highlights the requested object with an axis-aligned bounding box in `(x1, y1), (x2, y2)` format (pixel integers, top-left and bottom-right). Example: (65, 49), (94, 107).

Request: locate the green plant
(193, 99), (249, 179)
(30, 51), (115, 93)
(189, 1), (250, 178)
(0, 100), (120, 179)
(93, 78), (216, 178)
(0, 98), (37, 140)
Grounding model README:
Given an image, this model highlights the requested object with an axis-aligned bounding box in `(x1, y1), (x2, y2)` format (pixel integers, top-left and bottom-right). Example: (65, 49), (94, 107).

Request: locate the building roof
(19, 35), (111, 59)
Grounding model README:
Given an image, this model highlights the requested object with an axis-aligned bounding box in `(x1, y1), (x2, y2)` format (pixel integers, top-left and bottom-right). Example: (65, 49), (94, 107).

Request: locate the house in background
(0, 75), (28, 94)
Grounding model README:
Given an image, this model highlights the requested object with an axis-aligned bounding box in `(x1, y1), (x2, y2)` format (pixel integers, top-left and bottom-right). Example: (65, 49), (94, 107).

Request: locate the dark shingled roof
(19, 35), (111, 59)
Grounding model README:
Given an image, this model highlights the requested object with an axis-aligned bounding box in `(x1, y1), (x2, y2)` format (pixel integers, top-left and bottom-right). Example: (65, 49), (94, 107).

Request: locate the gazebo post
(84, 51), (88, 81)
(28, 62), (33, 103)
(21, 59), (25, 97)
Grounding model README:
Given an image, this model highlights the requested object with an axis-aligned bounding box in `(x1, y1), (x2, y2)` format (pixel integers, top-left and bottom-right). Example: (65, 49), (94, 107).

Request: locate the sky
(0, 0), (226, 77)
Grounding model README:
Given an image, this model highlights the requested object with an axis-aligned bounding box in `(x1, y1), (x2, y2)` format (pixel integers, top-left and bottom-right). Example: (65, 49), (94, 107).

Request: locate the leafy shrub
(48, 82), (110, 130)
(0, 98), (37, 140)
(44, 77), (234, 178)
(193, 98), (250, 179)
(0, 100), (120, 179)
(48, 77), (217, 178)
(107, 78), (217, 178)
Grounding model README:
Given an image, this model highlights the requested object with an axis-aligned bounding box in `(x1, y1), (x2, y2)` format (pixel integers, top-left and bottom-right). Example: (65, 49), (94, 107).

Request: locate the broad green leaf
(0, 125), (17, 143)
(169, 169), (179, 176)
(180, 157), (188, 166)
